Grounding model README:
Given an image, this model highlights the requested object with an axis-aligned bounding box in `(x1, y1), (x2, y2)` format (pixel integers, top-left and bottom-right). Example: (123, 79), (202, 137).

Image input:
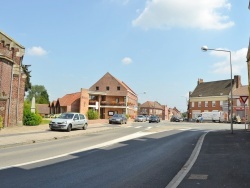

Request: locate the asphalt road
(0, 121), (246, 187)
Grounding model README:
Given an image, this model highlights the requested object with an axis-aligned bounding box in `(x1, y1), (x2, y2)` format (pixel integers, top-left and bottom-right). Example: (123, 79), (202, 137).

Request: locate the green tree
(22, 64), (32, 92)
(26, 85), (50, 104)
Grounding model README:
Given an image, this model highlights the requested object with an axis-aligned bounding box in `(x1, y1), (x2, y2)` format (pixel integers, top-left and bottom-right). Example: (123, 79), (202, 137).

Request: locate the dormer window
(106, 86), (109, 91)
(96, 86), (99, 91)
(117, 86), (120, 91)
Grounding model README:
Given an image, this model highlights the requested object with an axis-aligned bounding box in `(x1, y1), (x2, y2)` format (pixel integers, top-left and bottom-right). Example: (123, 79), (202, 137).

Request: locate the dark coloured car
(109, 114), (127, 124)
(149, 115), (160, 123)
(170, 116), (183, 122)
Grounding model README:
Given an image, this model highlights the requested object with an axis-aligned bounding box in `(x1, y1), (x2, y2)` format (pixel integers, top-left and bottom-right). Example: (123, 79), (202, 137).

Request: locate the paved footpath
(0, 119), (132, 148)
(178, 129), (250, 188)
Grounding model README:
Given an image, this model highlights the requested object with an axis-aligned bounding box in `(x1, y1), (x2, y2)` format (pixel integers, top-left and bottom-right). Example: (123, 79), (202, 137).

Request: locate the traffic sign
(240, 96), (248, 104)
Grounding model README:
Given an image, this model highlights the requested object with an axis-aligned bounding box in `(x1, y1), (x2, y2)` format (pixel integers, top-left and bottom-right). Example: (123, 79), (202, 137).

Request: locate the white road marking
(0, 131), (156, 170)
(166, 132), (209, 188)
(135, 126), (142, 128)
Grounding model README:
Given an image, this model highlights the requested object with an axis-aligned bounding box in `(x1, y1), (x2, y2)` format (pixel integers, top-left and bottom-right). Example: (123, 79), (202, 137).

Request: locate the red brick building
(0, 31), (26, 127)
(49, 72), (138, 119)
(188, 75), (242, 121)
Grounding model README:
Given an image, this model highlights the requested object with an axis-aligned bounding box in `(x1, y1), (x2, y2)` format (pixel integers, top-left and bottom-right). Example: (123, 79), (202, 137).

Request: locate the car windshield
(151, 116), (157, 118)
(113, 114), (121, 118)
(58, 113), (74, 119)
(138, 115), (144, 117)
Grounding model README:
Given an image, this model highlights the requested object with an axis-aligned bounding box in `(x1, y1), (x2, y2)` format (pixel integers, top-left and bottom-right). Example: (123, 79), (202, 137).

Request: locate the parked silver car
(134, 115), (146, 122)
(49, 112), (88, 132)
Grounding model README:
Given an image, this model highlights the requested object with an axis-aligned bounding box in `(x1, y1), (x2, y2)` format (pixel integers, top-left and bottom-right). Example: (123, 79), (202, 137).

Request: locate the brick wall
(0, 32), (26, 127)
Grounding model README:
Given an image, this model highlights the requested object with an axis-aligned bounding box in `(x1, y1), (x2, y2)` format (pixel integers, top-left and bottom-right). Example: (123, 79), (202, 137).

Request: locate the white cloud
(132, 0), (234, 30)
(211, 48), (248, 76)
(122, 57), (133, 65)
(27, 46), (47, 56)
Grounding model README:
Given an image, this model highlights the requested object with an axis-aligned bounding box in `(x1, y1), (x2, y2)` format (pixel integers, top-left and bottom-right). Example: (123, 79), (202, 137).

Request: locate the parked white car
(49, 112), (88, 132)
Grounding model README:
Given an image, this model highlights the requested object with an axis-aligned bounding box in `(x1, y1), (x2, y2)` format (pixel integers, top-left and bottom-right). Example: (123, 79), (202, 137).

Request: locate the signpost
(240, 96), (248, 130)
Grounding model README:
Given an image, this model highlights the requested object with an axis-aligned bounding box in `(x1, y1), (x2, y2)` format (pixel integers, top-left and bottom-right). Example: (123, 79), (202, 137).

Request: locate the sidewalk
(179, 129), (250, 188)
(0, 119), (128, 148)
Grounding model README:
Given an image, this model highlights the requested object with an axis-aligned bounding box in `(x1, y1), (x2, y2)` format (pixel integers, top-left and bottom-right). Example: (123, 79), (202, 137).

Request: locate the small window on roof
(106, 86), (109, 91)
(117, 86), (120, 90)
(96, 86), (99, 91)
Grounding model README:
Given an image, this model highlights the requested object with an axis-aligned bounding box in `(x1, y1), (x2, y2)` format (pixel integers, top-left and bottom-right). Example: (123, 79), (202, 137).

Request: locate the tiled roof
(90, 72), (137, 96)
(36, 104), (50, 114)
(140, 101), (163, 110)
(190, 79), (233, 97)
(49, 100), (56, 107)
(59, 92), (81, 106)
(233, 85), (248, 96)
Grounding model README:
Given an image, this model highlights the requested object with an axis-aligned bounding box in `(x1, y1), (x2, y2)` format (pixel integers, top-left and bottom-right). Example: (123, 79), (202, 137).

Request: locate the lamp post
(201, 46), (233, 134)
(136, 91), (146, 115)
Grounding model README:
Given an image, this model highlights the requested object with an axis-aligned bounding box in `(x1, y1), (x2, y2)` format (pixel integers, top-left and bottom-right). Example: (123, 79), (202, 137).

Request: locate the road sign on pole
(240, 96), (248, 104)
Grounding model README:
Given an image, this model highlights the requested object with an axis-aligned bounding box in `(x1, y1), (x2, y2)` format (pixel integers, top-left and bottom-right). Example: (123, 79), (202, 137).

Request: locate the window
(96, 86), (99, 91)
(116, 98), (119, 103)
(74, 114), (79, 120)
(117, 86), (120, 90)
(220, 101), (223, 106)
(198, 102), (201, 107)
(205, 101), (208, 107)
(80, 114), (85, 120)
(212, 101), (216, 107)
(106, 86), (109, 91)
(192, 102), (194, 107)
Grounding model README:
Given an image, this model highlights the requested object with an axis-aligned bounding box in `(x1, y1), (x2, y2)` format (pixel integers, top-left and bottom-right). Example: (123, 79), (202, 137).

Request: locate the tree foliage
(26, 85), (50, 104)
(22, 64), (32, 92)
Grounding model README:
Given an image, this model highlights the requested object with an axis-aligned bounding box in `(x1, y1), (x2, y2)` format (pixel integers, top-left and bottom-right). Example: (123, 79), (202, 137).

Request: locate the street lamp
(201, 46), (233, 134)
(136, 91), (146, 115)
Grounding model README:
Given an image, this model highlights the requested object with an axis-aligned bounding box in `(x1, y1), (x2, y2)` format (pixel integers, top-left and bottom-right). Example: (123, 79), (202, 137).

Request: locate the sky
(1, 0), (250, 112)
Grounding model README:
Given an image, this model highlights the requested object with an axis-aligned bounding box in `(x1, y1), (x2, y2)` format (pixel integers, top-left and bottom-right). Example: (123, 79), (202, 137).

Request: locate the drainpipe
(7, 63), (14, 127)
(16, 56), (23, 125)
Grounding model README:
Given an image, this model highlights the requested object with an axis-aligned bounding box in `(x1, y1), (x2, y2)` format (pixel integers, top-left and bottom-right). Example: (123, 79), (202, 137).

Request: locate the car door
(73, 114), (80, 128)
(79, 114), (86, 127)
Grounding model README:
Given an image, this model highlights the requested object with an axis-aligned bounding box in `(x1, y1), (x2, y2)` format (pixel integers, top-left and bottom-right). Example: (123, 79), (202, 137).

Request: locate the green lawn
(41, 119), (51, 125)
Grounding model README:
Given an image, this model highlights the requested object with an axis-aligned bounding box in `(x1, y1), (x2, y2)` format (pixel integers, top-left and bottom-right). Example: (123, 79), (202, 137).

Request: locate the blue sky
(2, 0), (249, 112)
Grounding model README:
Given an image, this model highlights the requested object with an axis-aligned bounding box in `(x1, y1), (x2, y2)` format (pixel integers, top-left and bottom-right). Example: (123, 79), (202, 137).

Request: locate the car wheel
(67, 124), (72, 132)
(50, 128), (54, 131)
(83, 123), (88, 130)
(125, 121), (127, 124)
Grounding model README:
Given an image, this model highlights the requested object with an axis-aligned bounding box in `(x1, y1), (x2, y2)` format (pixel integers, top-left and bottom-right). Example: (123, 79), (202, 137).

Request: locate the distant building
(188, 75), (244, 121)
(0, 31), (26, 127)
(49, 72), (138, 119)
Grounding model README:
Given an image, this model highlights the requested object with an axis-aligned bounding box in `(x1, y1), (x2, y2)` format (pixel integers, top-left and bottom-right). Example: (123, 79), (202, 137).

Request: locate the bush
(86, 109), (99, 120)
(23, 101), (42, 126)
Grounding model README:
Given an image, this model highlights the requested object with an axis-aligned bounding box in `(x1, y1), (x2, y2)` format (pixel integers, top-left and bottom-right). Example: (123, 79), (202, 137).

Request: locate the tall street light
(201, 46), (233, 134)
(136, 91), (146, 115)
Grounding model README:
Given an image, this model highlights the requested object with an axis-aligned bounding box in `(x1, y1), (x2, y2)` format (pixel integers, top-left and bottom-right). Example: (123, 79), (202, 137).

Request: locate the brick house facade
(49, 72), (138, 119)
(0, 31), (26, 127)
(188, 75), (242, 121)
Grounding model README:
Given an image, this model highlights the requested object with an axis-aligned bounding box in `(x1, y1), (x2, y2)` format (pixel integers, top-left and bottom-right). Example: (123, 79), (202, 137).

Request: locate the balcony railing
(100, 101), (126, 106)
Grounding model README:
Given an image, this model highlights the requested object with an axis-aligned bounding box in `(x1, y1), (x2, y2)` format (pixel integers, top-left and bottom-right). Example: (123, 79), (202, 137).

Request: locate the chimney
(198, 78), (203, 85)
(234, 75), (241, 88)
